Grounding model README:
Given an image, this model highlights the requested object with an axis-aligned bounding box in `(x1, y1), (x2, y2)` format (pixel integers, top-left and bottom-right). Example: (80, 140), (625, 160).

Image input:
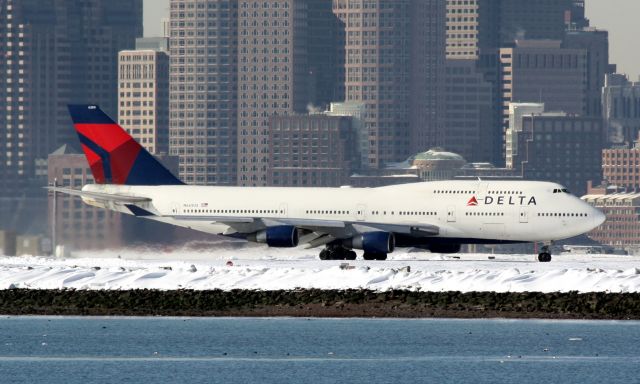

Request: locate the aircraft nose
(591, 208), (606, 229)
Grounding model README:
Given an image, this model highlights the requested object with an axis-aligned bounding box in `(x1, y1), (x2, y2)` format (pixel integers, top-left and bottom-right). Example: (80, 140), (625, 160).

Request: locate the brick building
(582, 192), (640, 251)
(47, 146), (123, 250)
(602, 136), (640, 191)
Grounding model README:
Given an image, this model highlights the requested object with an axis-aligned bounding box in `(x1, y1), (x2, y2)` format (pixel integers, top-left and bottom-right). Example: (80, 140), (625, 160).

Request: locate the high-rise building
(499, 0), (572, 44)
(267, 114), (355, 187)
(169, 0), (238, 185)
(443, 60), (494, 163)
(326, 102), (367, 171)
(602, 74), (640, 145)
(445, 0), (576, 60)
(567, 1), (589, 30)
(0, 0), (142, 197)
(499, 40), (587, 131)
(510, 111), (604, 196)
(563, 28), (614, 117)
(334, 0), (445, 169)
(237, 0), (339, 186)
(409, 1), (447, 156)
(505, 103), (545, 169)
(118, 49), (170, 154)
(135, 37), (170, 52)
(445, 0), (499, 60)
(445, 0), (581, 165)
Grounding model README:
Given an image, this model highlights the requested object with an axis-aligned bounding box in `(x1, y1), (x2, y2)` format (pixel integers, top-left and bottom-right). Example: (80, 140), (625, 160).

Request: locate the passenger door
(279, 203), (288, 218)
(519, 208), (529, 223)
(447, 205), (456, 222)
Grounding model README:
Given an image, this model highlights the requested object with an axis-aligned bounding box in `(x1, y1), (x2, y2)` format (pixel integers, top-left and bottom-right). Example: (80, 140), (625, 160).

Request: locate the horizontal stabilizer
(45, 187), (151, 204)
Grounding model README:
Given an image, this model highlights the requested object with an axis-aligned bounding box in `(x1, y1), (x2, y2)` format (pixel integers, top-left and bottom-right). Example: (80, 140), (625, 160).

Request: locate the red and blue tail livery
(67, 104), (183, 186)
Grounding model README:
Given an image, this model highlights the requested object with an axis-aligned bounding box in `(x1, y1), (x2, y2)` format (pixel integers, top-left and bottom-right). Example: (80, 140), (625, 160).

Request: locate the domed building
(349, 148), (468, 187)
(409, 148), (467, 181)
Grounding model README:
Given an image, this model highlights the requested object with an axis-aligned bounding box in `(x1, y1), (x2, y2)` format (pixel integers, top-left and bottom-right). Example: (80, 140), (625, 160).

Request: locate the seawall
(1, 289), (640, 319)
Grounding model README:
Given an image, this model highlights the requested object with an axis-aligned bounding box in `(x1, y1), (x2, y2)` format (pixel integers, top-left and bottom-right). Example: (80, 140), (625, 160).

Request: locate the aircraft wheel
(363, 252), (387, 261)
(537, 252), (552, 262)
(319, 249), (330, 260)
(345, 250), (357, 260)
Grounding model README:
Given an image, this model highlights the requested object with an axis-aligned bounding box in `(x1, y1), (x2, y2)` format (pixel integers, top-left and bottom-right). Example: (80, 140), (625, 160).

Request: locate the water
(0, 317), (638, 384)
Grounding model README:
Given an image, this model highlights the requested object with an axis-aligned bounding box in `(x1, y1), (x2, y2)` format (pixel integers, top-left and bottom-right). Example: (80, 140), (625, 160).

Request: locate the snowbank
(1, 247), (639, 293)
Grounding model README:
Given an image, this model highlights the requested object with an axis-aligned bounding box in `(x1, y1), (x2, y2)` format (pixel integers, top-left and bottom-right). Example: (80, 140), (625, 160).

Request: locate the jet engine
(247, 226), (299, 247)
(345, 231), (395, 254)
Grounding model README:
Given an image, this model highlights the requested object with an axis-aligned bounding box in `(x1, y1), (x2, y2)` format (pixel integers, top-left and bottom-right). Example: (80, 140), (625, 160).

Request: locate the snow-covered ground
(1, 243), (639, 293)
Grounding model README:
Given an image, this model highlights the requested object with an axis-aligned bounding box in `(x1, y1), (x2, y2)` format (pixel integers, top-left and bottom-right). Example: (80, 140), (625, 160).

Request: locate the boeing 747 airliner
(49, 105), (606, 262)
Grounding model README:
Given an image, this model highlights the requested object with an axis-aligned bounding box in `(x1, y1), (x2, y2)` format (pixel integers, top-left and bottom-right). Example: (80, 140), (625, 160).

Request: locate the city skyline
(1, 0), (639, 252)
(143, 0), (640, 81)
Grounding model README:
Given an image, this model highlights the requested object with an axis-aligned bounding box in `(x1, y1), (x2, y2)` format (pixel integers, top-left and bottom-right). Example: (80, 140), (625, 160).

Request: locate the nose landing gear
(537, 244), (552, 262)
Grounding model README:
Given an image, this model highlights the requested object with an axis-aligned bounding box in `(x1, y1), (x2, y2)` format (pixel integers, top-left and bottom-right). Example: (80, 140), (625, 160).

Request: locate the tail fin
(67, 104), (183, 185)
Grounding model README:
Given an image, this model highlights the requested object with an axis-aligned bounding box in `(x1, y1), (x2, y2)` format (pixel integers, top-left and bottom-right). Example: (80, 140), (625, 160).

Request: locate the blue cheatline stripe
(125, 204), (155, 217)
(67, 105), (115, 124)
(77, 132), (112, 183)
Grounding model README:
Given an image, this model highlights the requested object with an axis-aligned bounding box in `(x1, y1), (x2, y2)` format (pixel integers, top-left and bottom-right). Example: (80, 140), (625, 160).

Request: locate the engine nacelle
(428, 243), (461, 254)
(345, 231), (395, 254)
(247, 225), (299, 248)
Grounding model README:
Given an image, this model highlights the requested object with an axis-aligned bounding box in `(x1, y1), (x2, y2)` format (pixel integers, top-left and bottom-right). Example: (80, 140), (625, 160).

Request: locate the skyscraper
(499, 40), (587, 131)
(333, 0), (445, 169)
(445, 0), (499, 60)
(444, 0), (582, 165)
(236, 0), (338, 186)
(409, 1), (447, 156)
(443, 60), (494, 163)
(563, 28), (614, 117)
(499, 0), (572, 44)
(0, 0), (143, 197)
(602, 74), (640, 145)
(169, 0), (238, 185)
(118, 47), (170, 154)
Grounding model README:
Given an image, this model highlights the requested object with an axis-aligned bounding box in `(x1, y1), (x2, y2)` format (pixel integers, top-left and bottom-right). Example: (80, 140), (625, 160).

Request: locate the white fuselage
(81, 179), (605, 245)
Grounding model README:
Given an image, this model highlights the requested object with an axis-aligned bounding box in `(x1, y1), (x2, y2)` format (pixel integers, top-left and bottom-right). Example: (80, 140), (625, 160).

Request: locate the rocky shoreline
(1, 289), (639, 319)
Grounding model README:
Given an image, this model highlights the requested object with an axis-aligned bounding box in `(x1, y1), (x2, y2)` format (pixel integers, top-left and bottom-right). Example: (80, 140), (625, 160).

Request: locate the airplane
(49, 104), (606, 263)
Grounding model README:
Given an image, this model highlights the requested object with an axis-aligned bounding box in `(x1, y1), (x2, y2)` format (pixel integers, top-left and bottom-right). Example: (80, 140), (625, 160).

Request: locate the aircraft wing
(264, 218), (440, 248)
(165, 214), (440, 247)
(45, 187), (151, 203)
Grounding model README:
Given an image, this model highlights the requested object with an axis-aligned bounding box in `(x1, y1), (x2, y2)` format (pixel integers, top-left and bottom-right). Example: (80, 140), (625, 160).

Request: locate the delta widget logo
(467, 196), (479, 206)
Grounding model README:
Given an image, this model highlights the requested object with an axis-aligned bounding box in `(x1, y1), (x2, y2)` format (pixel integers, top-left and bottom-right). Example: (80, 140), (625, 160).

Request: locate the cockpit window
(553, 188), (570, 194)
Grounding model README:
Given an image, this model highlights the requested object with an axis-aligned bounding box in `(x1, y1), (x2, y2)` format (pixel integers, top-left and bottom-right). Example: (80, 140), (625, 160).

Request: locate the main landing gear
(319, 245), (357, 260)
(362, 252), (387, 261)
(318, 245), (388, 260)
(537, 244), (552, 262)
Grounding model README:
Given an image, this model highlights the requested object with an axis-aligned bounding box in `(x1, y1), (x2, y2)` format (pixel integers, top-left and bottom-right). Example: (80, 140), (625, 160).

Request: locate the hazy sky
(143, 0), (640, 80)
